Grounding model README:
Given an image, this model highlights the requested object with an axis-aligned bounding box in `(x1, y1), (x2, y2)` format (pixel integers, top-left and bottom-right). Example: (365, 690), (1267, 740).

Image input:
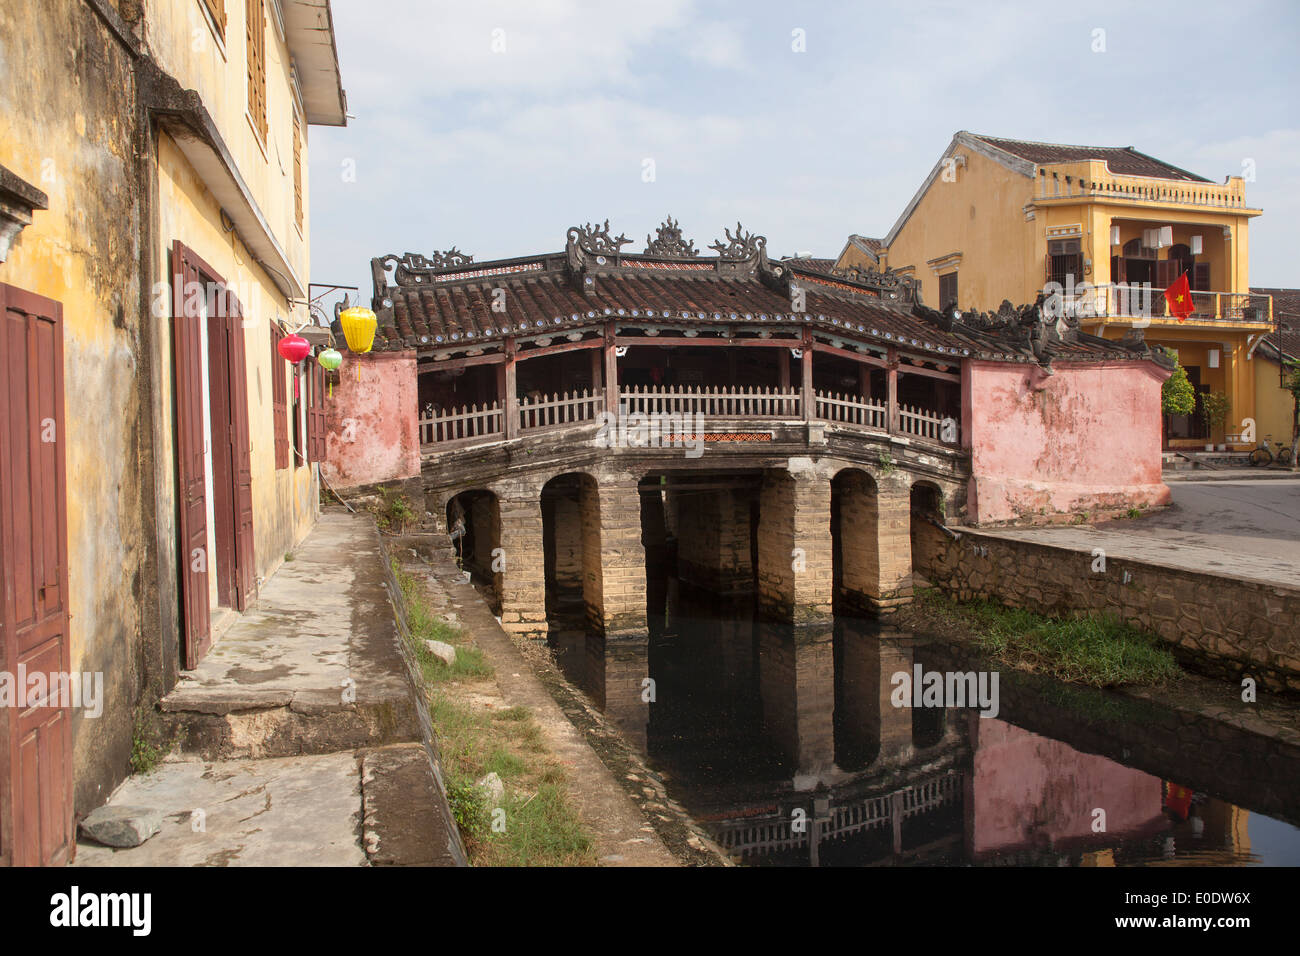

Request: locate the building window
(292, 365), (304, 465)
(270, 325), (288, 469)
(292, 110), (303, 230)
(201, 0), (226, 38)
(246, 0), (267, 144)
(938, 271), (958, 310)
(1047, 238), (1082, 289)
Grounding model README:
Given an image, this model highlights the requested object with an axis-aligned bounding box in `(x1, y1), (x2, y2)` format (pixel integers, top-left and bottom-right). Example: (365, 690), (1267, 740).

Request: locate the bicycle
(1249, 437), (1294, 467)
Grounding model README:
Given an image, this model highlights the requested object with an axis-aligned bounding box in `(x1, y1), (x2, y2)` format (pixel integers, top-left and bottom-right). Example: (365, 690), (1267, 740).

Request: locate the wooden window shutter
(202, 0), (227, 36)
(246, 0), (267, 143)
(293, 111), (303, 230)
(270, 325), (288, 469)
(308, 361), (327, 463)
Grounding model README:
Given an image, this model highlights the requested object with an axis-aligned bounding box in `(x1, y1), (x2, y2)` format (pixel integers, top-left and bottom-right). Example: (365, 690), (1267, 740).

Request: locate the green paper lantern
(318, 347), (343, 371)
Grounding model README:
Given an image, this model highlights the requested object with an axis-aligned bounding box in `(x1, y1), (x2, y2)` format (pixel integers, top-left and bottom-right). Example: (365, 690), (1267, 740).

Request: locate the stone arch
(445, 488), (502, 614)
(540, 471), (603, 632)
(831, 467), (879, 616)
(909, 479), (947, 589)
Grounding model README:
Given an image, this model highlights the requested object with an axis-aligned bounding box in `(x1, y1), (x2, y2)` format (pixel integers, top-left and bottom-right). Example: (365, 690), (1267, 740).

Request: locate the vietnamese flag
(1164, 271), (1194, 322)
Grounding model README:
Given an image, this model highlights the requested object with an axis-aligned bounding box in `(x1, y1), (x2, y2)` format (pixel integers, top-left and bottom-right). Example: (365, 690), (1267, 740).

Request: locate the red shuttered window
(270, 325), (288, 469)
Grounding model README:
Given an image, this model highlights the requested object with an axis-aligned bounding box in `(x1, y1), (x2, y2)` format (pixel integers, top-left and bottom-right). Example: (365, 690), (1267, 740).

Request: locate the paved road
(975, 478), (1300, 589)
(1112, 478), (1300, 566)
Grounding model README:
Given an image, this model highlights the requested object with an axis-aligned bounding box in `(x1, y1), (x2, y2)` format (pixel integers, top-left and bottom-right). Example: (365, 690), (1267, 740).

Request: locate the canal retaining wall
(914, 523), (1300, 693)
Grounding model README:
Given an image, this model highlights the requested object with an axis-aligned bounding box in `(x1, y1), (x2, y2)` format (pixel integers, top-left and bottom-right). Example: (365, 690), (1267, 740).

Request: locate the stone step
(158, 512), (422, 759)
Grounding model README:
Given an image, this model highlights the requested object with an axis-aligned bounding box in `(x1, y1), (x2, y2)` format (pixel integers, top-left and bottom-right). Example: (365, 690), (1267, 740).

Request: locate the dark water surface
(551, 581), (1300, 867)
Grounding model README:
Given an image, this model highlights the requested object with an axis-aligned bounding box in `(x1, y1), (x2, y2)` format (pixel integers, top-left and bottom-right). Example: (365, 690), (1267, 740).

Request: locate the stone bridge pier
(426, 452), (963, 754)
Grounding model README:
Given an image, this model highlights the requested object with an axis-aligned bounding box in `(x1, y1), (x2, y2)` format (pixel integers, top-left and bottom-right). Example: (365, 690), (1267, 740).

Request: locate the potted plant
(1200, 390), (1230, 451)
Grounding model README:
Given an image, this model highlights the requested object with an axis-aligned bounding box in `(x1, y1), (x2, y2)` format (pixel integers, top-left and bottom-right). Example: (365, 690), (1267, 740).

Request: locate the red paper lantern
(277, 333), (310, 364)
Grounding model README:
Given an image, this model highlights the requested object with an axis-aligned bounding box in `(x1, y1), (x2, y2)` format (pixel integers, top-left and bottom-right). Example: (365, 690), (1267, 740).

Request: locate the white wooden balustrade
(517, 388), (603, 432)
(619, 385), (801, 419)
(419, 386), (959, 447)
(815, 390), (887, 429)
(418, 401), (503, 445)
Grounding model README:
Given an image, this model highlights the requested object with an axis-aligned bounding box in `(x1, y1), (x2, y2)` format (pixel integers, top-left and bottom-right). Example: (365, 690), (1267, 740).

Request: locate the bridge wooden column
(603, 321), (619, 414)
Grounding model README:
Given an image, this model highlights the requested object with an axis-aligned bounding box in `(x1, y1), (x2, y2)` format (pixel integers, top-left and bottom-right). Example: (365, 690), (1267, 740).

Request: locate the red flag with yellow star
(1164, 271), (1194, 322)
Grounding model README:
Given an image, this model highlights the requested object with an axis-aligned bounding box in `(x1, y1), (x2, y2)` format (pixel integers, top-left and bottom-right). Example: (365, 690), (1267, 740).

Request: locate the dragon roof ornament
(708, 222), (767, 260)
(644, 215), (699, 257)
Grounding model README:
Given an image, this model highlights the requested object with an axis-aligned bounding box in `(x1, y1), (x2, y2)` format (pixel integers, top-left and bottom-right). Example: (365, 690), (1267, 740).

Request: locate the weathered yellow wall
(1253, 356), (1295, 446)
(0, 0), (146, 810)
(142, 0), (307, 279)
(883, 150), (1038, 310)
(153, 131), (317, 599)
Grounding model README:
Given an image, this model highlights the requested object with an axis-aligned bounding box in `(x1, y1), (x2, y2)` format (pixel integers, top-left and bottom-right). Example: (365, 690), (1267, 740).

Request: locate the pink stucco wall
(962, 360), (1171, 524)
(970, 719), (1165, 857)
(323, 350), (420, 489)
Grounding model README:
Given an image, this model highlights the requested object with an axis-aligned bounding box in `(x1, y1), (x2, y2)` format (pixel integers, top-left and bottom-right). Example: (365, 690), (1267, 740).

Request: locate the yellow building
(1249, 288), (1299, 451)
(842, 132), (1274, 448)
(0, 0), (345, 864)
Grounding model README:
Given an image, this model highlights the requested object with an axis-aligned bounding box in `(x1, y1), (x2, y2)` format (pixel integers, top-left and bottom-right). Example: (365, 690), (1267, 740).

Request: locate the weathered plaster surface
(323, 350), (420, 489)
(966, 360), (1171, 524)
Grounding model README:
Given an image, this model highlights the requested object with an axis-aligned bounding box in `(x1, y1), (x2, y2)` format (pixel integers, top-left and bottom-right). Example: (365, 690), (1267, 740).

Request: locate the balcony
(417, 385), (959, 451)
(1033, 162), (1256, 213)
(1048, 285), (1273, 326)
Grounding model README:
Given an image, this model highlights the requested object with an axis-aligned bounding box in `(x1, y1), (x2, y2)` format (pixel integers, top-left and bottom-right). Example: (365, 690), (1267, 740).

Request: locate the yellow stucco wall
(0, 0), (329, 813)
(879, 149), (1038, 312)
(0, 0), (148, 807)
(154, 130), (317, 601)
(1253, 355), (1296, 446)
(142, 0), (308, 280)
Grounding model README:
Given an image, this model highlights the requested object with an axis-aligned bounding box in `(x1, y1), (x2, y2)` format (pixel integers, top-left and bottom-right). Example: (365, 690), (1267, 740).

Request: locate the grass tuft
(913, 588), (1183, 687)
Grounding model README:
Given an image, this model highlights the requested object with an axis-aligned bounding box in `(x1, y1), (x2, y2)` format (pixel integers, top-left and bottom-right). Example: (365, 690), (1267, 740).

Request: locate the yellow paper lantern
(338, 306), (377, 354)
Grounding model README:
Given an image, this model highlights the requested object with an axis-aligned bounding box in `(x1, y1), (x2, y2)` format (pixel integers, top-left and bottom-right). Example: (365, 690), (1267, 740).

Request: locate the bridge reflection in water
(550, 583), (1300, 867)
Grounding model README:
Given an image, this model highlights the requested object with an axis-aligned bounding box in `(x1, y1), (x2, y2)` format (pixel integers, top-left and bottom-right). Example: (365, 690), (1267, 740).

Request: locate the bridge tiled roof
(366, 219), (1168, 369)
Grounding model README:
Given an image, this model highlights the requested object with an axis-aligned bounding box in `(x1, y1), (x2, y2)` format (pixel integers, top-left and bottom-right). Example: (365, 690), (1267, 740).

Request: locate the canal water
(550, 580), (1300, 867)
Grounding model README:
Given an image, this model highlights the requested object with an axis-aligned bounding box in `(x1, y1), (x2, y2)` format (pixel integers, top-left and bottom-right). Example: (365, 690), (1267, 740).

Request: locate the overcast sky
(307, 0), (1300, 310)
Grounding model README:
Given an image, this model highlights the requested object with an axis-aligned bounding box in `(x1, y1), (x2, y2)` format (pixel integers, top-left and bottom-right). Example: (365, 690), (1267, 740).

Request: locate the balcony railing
(420, 385), (960, 450)
(1049, 285), (1273, 324)
(1034, 167), (1250, 210)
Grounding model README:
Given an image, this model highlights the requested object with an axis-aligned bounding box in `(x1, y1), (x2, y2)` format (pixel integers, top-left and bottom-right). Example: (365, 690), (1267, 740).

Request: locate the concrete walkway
(978, 477), (1300, 590)
(74, 511), (463, 867)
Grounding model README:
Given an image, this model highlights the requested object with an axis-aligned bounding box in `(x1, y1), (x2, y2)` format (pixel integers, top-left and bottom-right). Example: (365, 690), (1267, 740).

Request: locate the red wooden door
(0, 282), (73, 867)
(226, 294), (256, 610)
(172, 241), (211, 667)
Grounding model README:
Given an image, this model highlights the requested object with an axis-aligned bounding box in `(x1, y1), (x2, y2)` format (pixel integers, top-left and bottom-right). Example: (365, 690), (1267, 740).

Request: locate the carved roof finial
(709, 222), (766, 260)
(644, 215), (699, 257)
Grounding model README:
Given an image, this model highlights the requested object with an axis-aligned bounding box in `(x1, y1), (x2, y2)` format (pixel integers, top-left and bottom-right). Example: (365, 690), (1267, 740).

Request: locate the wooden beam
(417, 351), (505, 372)
(896, 361), (961, 383)
(613, 335), (798, 349)
(515, 337), (605, 362)
(811, 340), (888, 370)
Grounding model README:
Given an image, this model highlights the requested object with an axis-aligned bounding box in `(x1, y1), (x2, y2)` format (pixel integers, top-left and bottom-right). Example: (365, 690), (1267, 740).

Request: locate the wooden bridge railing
(419, 401), (504, 445)
(619, 385), (802, 419)
(420, 386), (959, 449)
(518, 388), (603, 432)
(815, 390), (887, 430)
